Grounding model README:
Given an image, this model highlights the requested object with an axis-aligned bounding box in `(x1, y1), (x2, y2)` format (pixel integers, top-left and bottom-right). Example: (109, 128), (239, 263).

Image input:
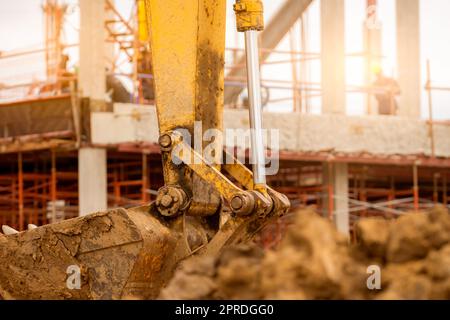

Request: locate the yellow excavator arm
(0, 0), (288, 300)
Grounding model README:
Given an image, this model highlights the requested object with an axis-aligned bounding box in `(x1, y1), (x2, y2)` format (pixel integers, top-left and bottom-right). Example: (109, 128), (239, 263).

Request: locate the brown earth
(159, 207), (450, 300)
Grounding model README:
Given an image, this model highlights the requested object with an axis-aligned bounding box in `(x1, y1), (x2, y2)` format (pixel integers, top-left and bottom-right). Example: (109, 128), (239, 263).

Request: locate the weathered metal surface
(234, 0), (264, 32)
(146, 0), (227, 220)
(0, 205), (190, 299)
(145, 0), (226, 135)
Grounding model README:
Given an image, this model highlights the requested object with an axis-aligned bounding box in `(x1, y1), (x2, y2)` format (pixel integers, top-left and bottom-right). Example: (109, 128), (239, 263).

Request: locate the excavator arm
(0, 0), (289, 300)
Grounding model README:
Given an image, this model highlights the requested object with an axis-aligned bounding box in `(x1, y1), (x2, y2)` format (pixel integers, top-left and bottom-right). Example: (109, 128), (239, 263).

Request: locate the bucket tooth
(2, 225), (19, 235)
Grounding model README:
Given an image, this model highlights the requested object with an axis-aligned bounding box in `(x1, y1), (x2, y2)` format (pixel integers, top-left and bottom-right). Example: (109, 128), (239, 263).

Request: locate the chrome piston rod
(244, 30), (266, 186)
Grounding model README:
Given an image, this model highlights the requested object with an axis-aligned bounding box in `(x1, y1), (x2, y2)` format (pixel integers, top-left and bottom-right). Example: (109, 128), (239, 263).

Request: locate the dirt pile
(160, 207), (450, 300)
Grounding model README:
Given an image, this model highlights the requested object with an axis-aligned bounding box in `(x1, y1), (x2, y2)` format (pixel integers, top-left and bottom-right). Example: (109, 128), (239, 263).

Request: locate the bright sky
(0, 0), (449, 119)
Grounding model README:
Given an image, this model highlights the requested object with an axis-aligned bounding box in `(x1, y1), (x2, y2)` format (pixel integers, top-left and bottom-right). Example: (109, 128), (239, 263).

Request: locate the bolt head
(160, 194), (173, 207)
(231, 196), (243, 210)
(156, 186), (188, 217)
(159, 134), (172, 148)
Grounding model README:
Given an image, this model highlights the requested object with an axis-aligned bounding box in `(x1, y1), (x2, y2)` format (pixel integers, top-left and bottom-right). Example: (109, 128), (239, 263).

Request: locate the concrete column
(321, 0), (346, 114)
(79, 0), (107, 109)
(321, 1), (349, 235)
(363, 1), (382, 115)
(396, 0), (421, 118)
(78, 0), (108, 216)
(78, 148), (108, 216)
(334, 163), (349, 235)
(323, 163), (350, 235)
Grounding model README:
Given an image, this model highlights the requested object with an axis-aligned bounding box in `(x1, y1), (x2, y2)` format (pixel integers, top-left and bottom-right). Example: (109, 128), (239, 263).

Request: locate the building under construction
(0, 0), (449, 300)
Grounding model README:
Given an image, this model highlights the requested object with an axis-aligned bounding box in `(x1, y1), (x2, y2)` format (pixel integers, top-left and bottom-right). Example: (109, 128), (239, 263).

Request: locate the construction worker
(372, 65), (401, 115)
(58, 54), (73, 93)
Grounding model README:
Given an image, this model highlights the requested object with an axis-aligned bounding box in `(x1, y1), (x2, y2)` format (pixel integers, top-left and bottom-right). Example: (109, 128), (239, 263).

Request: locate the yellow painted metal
(233, 0), (264, 32)
(144, 0), (288, 217)
(137, 0), (149, 43)
(145, 0), (226, 215)
(194, 0), (226, 136)
(186, 148), (243, 201)
(144, 0), (226, 134)
(145, 0), (198, 132)
(165, 132), (287, 219)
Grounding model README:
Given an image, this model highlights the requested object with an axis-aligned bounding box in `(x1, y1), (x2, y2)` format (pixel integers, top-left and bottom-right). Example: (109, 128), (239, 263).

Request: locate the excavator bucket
(0, 200), (283, 300)
(0, 205), (201, 299)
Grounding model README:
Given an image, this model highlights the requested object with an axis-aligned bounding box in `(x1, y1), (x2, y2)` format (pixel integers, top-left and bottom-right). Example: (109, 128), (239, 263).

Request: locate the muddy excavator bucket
(0, 201), (283, 299)
(0, 205), (194, 300)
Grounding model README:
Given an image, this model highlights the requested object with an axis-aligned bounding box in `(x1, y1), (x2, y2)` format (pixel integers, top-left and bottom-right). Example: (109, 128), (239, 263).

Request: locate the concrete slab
(91, 103), (450, 158)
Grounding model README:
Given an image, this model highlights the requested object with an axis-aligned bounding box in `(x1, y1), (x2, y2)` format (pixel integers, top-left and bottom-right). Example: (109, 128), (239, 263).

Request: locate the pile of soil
(160, 207), (450, 300)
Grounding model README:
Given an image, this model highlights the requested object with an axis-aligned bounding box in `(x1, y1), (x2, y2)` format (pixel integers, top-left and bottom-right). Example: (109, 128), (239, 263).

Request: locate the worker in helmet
(372, 65), (401, 115)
